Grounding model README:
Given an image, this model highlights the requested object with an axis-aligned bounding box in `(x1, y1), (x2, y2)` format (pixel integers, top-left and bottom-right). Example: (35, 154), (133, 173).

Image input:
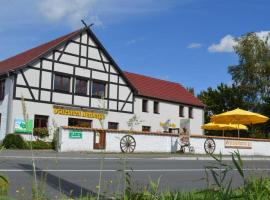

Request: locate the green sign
(14, 119), (33, 134)
(69, 130), (82, 139)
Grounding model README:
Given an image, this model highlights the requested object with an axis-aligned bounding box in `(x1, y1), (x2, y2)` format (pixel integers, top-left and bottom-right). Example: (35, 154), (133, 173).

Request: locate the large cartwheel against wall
(120, 135), (136, 153)
(204, 138), (216, 154)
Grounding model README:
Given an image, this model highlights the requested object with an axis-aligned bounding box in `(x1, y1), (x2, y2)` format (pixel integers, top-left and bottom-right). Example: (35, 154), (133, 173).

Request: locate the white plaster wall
(134, 97), (204, 134)
(105, 132), (179, 153)
(59, 128), (93, 152)
(190, 137), (270, 156)
(59, 128), (179, 152)
(59, 128), (270, 156)
(92, 71), (108, 81)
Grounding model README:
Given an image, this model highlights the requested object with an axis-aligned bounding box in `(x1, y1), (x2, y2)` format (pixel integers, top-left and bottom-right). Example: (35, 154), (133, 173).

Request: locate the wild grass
(2, 150), (270, 199)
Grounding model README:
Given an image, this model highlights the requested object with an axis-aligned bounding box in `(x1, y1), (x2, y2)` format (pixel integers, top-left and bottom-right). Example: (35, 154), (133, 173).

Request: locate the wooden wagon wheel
(120, 135), (136, 153)
(204, 138), (216, 154)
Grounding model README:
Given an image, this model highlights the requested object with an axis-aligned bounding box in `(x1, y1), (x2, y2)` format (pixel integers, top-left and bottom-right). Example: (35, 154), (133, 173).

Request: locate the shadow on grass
(18, 163), (102, 199)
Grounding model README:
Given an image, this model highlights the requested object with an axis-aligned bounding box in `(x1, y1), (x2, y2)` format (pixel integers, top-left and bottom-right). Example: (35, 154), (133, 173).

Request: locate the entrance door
(93, 130), (106, 149)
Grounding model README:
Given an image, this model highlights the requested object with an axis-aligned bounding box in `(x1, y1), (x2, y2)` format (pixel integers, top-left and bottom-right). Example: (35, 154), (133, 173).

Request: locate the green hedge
(2, 134), (53, 150)
(28, 140), (53, 149)
(33, 127), (49, 138)
(2, 134), (27, 149)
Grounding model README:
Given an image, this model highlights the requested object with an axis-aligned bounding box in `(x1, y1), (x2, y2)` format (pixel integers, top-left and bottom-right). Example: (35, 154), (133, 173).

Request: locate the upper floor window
(179, 105), (184, 117)
(189, 107), (193, 119)
(142, 99), (148, 112)
(75, 78), (88, 95)
(54, 74), (70, 93)
(0, 79), (5, 100)
(92, 81), (106, 98)
(154, 101), (159, 114)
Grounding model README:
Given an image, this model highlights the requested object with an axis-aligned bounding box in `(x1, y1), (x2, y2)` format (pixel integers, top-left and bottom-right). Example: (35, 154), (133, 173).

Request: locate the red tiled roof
(0, 29), (82, 75)
(124, 71), (205, 107)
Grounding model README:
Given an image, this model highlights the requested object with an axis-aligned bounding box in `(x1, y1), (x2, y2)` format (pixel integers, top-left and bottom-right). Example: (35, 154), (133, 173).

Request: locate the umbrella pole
(238, 124), (240, 138)
(223, 130), (224, 137)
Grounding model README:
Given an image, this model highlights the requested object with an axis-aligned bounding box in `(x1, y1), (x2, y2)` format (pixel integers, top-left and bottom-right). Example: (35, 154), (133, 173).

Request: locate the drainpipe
(6, 72), (14, 136)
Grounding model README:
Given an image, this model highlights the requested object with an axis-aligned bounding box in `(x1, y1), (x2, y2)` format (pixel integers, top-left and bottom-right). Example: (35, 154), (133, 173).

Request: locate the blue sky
(0, 0), (269, 94)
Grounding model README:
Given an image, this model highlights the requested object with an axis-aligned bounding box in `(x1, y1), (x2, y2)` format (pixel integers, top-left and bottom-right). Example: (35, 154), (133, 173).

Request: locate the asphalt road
(0, 151), (270, 199)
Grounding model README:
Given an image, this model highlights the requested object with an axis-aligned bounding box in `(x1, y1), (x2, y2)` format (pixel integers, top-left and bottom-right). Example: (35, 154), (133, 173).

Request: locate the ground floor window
(108, 122), (119, 130)
(34, 115), (49, 138)
(169, 128), (179, 134)
(34, 115), (48, 128)
(68, 118), (92, 128)
(142, 126), (151, 132)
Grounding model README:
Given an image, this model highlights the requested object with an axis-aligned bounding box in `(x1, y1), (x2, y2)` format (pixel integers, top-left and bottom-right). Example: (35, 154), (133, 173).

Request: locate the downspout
(6, 72), (14, 136)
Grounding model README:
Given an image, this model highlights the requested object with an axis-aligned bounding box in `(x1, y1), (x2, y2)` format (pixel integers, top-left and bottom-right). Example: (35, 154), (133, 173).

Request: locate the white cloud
(256, 31), (270, 41)
(36, 0), (186, 28)
(38, 0), (101, 27)
(187, 42), (202, 49)
(126, 37), (145, 46)
(208, 35), (236, 53)
(208, 31), (270, 53)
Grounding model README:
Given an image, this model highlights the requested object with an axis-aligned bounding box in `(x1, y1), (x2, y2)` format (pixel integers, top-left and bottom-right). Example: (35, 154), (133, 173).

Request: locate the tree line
(197, 32), (270, 138)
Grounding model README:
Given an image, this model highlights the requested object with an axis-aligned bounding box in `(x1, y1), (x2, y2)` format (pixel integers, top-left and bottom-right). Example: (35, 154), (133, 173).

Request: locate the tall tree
(228, 32), (270, 110)
(198, 83), (247, 122)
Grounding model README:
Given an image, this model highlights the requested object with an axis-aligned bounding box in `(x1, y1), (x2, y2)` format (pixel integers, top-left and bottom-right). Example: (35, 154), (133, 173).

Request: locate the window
(92, 81), (106, 98)
(189, 107), (193, 118)
(0, 80), (5, 100)
(54, 74), (70, 93)
(75, 78), (88, 95)
(179, 105), (184, 117)
(154, 101), (159, 114)
(142, 126), (151, 132)
(68, 118), (92, 128)
(169, 128), (179, 134)
(142, 99), (148, 112)
(34, 115), (49, 128)
(108, 122), (119, 130)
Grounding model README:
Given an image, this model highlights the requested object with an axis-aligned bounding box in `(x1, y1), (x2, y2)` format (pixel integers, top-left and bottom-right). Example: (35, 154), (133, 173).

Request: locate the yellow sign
(224, 140), (252, 149)
(53, 106), (105, 120)
(159, 122), (176, 128)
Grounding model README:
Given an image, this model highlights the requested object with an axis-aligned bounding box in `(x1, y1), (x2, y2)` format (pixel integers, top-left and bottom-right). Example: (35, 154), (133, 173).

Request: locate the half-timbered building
(0, 26), (204, 140)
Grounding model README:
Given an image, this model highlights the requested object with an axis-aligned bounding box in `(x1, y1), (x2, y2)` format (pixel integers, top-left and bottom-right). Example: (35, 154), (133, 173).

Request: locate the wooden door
(93, 130), (106, 149)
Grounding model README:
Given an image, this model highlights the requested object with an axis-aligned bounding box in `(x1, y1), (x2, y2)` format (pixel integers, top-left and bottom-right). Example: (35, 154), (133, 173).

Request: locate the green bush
(2, 134), (27, 149)
(28, 140), (53, 149)
(33, 128), (49, 138)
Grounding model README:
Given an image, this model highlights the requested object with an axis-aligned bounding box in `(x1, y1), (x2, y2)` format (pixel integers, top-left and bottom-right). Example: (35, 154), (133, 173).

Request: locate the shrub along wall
(2, 134), (53, 149)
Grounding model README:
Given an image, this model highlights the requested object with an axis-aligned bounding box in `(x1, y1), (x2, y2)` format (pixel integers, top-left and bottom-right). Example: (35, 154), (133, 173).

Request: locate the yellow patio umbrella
(210, 108), (269, 137)
(201, 122), (248, 136)
(202, 122), (248, 130)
